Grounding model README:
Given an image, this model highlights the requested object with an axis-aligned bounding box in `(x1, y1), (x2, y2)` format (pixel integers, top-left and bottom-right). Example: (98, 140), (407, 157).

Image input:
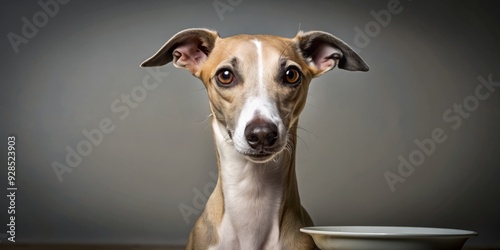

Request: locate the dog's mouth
(244, 151), (276, 163)
(226, 129), (283, 163)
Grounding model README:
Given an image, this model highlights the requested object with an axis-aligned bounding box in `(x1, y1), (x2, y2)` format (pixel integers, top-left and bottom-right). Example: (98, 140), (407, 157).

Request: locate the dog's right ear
(140, 28), (219, 76)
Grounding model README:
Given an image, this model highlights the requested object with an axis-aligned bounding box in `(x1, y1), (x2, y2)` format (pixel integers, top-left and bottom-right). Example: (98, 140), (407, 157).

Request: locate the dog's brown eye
(284, 68), (301, 85)
(216, 69), (235, 86)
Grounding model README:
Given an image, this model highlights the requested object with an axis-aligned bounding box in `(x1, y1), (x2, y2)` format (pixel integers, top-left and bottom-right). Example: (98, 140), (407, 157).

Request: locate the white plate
(300, 226), (478, 250)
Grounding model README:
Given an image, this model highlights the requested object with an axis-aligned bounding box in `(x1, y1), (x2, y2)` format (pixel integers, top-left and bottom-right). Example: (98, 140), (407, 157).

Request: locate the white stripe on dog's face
(254, 39), (265, 95)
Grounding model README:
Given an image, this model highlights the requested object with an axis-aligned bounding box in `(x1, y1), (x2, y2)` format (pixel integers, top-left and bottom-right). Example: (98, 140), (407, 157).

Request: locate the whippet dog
(141, 28), (368, 250)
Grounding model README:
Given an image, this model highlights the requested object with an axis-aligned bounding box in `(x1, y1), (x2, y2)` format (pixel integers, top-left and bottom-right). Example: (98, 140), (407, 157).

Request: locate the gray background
(1, 0), (499, 247)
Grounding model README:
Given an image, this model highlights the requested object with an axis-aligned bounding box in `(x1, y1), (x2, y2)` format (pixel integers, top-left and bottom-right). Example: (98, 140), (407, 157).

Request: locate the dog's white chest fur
(209, 119), (284, 250)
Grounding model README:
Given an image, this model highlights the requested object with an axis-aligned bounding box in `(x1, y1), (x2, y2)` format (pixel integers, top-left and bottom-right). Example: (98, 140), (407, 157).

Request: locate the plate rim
(300, 226), (478, 238)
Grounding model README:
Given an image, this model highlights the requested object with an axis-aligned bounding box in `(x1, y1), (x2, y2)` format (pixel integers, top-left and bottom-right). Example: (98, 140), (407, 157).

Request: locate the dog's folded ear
(140, 28), (219, 76)
(295, 31), (369, 76)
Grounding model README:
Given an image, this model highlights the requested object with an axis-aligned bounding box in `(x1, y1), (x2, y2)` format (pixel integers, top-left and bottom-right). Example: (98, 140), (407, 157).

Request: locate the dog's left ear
(295, 31), (369, 76)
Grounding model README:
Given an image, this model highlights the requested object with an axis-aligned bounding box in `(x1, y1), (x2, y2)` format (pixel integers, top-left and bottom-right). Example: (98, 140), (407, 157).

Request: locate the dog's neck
(211, 117), (302, 249)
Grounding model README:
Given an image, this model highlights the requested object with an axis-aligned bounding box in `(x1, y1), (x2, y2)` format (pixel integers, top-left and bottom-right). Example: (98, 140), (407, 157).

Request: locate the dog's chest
(211, 163), (284, 250)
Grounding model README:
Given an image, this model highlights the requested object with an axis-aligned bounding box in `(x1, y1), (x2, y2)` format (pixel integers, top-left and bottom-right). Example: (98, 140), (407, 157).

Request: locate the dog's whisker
(283, 108), (293, 119)
(305, 101), (321, 112)
(296, 134), (310, 156)
(297, 125), (317, 139)
(277, 39), (296, 69)
(189, 87), (207, 93)
(197, 113), (213, 125)
(285, 131), (309, 156)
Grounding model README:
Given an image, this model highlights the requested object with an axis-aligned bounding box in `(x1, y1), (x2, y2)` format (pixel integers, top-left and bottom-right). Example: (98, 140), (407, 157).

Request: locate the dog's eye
(283, 68), (301, 85)
(216, 69), (235, 86)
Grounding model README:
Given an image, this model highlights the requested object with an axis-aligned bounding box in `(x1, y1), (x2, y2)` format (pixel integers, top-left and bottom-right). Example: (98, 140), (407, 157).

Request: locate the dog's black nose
(245, 119), (278, 150)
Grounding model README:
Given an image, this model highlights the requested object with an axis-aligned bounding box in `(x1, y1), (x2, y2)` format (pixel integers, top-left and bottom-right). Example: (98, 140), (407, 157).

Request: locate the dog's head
(141, 28), (368, 163)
